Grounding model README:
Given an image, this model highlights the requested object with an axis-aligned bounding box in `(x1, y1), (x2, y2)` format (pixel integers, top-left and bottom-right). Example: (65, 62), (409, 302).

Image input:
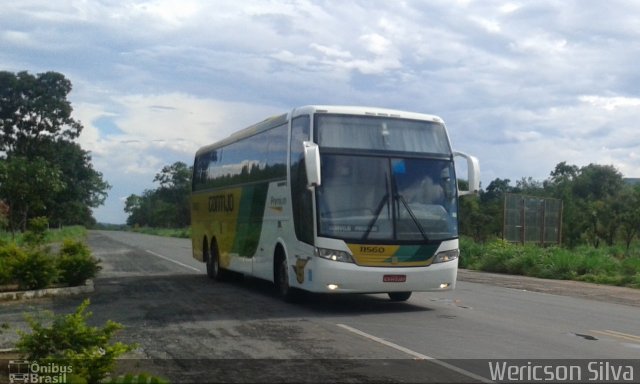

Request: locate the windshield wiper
(396, 193), (429, 242)
(362, 192), (389, 240)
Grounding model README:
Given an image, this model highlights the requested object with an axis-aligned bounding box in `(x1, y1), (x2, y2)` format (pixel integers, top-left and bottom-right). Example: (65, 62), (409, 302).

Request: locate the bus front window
(317, 155), (457, 242)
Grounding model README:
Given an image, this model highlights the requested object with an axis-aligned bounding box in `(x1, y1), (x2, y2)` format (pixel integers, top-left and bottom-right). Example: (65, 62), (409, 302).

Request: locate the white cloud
(3, 0), (640, 222)
(504, 130), (542, 143)
(579, 95), (640, 111)
(310, 43), (352, 59)
(499, 3), (522, 14)
(360, 33), (393, 56)
(79, 92), (281, 173)
(469, 16), (502, 34)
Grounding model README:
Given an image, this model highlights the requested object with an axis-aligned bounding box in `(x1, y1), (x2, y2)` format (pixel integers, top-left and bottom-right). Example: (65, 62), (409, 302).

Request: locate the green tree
(544, 162), (581, 247)
(573, 164), (625, 247)
(0, 70), (109, 227)
(544, 162), (628, 247)
(618, 185), (640, 252)
(125, 162), (192, 228)
(515, 176), (544, 195)
(479, 178), (514, 239)
(458, 193), (493, 242)
(0, 71), (82, 157)
(153, 161), (192, 227)
(124, 190), (154, 227)
(0, 156), (64, 233)
(33, 139), (110, 227)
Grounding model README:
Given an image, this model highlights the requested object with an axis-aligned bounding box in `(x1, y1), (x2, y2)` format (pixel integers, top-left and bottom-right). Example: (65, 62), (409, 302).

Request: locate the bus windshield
(316, 154), (458, 242)
(316, 114), (451, 154)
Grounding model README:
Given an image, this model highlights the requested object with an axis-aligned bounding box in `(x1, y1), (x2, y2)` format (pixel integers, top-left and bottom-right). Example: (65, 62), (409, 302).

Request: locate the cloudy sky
(2, 0), (639, 224)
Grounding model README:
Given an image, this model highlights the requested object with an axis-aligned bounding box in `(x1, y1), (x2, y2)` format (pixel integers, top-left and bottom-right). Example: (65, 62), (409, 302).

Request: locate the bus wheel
(206, 249), (219, 280)
(207, 240), (226, 281)
(275, 255), (299, 302)
(388, 292), (412, 301)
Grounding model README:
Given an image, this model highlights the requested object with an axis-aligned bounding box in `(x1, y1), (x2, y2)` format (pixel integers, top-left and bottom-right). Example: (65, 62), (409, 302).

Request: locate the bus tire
(207, 239), (228, 282)
(388, 292), (412, 301)
(275, 253), (300, 302)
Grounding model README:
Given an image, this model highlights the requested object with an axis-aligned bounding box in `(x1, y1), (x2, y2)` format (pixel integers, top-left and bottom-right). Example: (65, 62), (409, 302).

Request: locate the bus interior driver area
(317, 154), (458, 243)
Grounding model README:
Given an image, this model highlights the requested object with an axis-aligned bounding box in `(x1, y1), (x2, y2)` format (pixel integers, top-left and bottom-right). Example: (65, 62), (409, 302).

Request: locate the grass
(130, 226), (191, 239)
(0, 225), (86, 246)
(460, 237), (640, 288)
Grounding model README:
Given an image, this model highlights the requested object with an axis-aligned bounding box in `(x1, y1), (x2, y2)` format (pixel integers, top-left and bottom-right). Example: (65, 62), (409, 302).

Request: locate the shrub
(17, 299), (137, 384)
(0, 258), (8, 285)
(23, 216), (50, 247)
(620, 257), (640, 276)
(476, 239), (517, 273)
(10, 248), (58, 289)
(504, 246), (543, 276)
(459, 236), (483, 268)
(57, 239), (102, 286)
(0, 243), (26, 285)
(572, 247), (620, 277)
(545, 249), (580, 280)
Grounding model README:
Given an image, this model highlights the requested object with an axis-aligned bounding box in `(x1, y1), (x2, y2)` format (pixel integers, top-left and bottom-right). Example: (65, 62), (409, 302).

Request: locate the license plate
(383, 275), (406, 283)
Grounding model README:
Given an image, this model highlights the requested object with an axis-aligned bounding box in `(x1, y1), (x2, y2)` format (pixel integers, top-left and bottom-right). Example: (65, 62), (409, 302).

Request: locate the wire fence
(503, 193), (563, 246)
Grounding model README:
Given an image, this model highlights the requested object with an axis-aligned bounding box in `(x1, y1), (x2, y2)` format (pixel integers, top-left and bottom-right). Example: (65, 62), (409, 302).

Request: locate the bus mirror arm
(303, 141), (321, 188)
(453, 151), (480, 196)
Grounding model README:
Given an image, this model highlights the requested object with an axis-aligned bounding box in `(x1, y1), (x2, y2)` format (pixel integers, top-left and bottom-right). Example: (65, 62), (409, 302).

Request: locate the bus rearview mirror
(303, 141), (321, 187)
(454, 151), (480, 196)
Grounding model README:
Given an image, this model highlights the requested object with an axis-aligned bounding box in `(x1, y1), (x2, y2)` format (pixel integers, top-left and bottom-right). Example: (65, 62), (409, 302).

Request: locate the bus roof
(195, 105), (444, 156)
(292, 105), (443, 123)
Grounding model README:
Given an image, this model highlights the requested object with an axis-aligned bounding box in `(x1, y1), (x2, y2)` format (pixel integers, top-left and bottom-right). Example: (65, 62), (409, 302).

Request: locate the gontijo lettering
(208, 194), (234, 212)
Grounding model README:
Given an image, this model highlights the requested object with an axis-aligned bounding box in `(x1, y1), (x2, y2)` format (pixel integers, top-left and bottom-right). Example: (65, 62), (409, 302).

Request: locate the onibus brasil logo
(8, 360), (72, 384)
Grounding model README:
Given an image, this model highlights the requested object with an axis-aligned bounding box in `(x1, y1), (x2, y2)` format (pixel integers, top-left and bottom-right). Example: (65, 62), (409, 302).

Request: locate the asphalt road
(1, 230), (639, 383)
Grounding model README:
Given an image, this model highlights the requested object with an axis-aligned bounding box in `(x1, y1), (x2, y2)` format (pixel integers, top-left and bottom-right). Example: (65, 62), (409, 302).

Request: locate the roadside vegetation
(129, 226), (191, 239)
(460, 238), (640, 288)
(15, 299), (166, 383)
(0, 223), (86, 246)
(0, 217), (100, 291)
(0, 71), (110, 233)
(459, 162), (640, 288)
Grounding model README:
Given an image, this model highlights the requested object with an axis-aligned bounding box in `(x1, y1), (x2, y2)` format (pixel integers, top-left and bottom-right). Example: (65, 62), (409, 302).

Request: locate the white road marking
(145, 250), (201, 272)
(337, 323), (494, 383)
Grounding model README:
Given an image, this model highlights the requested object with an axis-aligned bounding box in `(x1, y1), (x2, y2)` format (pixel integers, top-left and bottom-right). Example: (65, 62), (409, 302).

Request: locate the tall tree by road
(0, 71), (82, 156)
(0, 70), (110, 229)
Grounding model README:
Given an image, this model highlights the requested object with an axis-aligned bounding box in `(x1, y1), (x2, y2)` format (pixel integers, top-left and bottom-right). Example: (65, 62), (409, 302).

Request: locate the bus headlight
(315, 248), (354, 263)
(433, 249), (459, 263)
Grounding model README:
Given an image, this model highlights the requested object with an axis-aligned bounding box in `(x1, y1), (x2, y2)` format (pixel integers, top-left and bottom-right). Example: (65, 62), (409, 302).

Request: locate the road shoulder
(458, 269), (640, 307)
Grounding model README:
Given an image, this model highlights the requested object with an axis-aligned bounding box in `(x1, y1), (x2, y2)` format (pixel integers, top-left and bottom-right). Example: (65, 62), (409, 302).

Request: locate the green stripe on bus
(386, 244), (439, 263)
(231, 183), (269, 257)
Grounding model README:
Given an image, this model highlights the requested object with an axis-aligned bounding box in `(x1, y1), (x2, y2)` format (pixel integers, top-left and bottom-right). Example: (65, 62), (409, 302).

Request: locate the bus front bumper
(296, 257), (458, 294)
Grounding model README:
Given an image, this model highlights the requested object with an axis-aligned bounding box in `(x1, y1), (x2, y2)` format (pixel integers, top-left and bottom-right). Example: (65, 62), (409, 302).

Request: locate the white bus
(191, 105), (479, 301)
